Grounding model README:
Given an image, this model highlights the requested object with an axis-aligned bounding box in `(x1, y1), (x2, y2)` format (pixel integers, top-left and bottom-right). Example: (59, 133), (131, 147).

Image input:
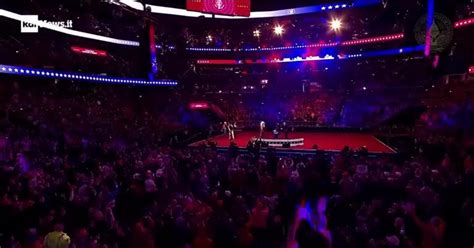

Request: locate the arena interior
(1, 0), (474, 247)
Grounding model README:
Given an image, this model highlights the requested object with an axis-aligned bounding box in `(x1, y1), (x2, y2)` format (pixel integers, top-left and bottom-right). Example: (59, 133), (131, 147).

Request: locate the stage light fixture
(253, 29), (261, 37)
(274, 25), (284, 36)
(330, 19), (342, 32)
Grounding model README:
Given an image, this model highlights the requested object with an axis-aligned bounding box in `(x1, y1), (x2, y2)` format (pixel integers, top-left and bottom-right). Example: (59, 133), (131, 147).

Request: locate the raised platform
(250, 137), (304, 147)
(191, 131), (396, 154)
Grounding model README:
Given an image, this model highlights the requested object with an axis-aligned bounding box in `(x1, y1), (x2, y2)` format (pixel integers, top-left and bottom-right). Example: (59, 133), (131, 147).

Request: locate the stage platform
(191, 131), (396, 154)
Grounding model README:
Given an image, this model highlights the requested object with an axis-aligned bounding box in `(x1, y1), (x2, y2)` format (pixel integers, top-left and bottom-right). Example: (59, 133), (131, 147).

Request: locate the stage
(191, 131), (396, 154)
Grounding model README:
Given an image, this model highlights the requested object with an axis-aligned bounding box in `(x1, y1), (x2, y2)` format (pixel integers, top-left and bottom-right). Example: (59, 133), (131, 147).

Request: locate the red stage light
(454, 17), (474, 28)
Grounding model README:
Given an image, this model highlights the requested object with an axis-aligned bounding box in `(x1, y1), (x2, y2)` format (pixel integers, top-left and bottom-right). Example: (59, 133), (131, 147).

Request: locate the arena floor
(192, 131), (396, 154)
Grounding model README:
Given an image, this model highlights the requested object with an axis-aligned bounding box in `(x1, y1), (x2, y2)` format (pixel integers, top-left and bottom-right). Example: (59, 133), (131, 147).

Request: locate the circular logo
(215, 0), (225, 10)
(204, 0), (233, 13)
(414, 13), (454, 53)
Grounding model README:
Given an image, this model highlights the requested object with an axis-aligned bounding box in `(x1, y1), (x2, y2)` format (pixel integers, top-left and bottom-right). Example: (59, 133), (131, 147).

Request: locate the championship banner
(186, 0), (251, 17)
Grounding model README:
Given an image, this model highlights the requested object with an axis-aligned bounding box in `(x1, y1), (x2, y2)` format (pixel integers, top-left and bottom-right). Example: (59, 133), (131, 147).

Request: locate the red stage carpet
(192, 131), (396, 154)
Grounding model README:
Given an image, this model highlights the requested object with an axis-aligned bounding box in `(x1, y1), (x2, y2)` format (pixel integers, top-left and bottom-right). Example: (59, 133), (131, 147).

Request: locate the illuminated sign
(71, 46), (108, 56)
(186, 0), (251, 17)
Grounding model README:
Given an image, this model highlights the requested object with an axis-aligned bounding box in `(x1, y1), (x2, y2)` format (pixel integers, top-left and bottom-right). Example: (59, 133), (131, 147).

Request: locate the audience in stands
(1, 79), (474, 248)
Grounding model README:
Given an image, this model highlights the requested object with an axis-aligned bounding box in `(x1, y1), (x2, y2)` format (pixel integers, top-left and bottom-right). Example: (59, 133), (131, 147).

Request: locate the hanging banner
(186, 0), (251, 17)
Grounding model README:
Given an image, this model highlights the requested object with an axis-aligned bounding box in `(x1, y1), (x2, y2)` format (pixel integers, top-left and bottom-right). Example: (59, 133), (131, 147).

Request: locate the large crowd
(0, 78), (473, 248)
(208, 92), (343, 129)
(1, 1), (474, 247)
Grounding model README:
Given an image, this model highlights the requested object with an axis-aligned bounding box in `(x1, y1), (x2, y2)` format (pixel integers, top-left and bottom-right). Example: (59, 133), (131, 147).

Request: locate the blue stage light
(0, 64), (178, 86)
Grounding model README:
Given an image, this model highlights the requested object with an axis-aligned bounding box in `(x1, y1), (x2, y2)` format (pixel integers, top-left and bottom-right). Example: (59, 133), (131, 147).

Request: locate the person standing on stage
(273, 123), (280, 139)
(282, 122), (289, 139)
(259, 121), (266, 139)
(222, 122), (228, 135)
(233, 122), (237, 140)
(229, 122), (236, 141)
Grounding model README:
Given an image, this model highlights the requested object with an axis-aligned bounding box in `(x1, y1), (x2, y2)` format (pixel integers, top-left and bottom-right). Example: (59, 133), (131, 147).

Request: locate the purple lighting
(186, 33), (405, 52)
(195, 45), (424, 65)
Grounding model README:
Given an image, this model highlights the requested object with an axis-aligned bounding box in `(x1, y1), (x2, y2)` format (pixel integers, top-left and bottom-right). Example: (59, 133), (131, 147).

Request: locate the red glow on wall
(71, 46), (107, 57)
(469, 66), (474, 74)
(189, 102), (210, 109)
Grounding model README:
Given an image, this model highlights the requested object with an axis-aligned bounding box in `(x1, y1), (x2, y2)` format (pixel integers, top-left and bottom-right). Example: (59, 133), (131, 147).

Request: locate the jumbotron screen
(186, 0), (251, 17)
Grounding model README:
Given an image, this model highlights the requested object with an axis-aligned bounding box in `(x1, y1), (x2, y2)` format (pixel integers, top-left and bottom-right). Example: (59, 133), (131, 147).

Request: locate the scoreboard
(186, 0), (251, 17)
